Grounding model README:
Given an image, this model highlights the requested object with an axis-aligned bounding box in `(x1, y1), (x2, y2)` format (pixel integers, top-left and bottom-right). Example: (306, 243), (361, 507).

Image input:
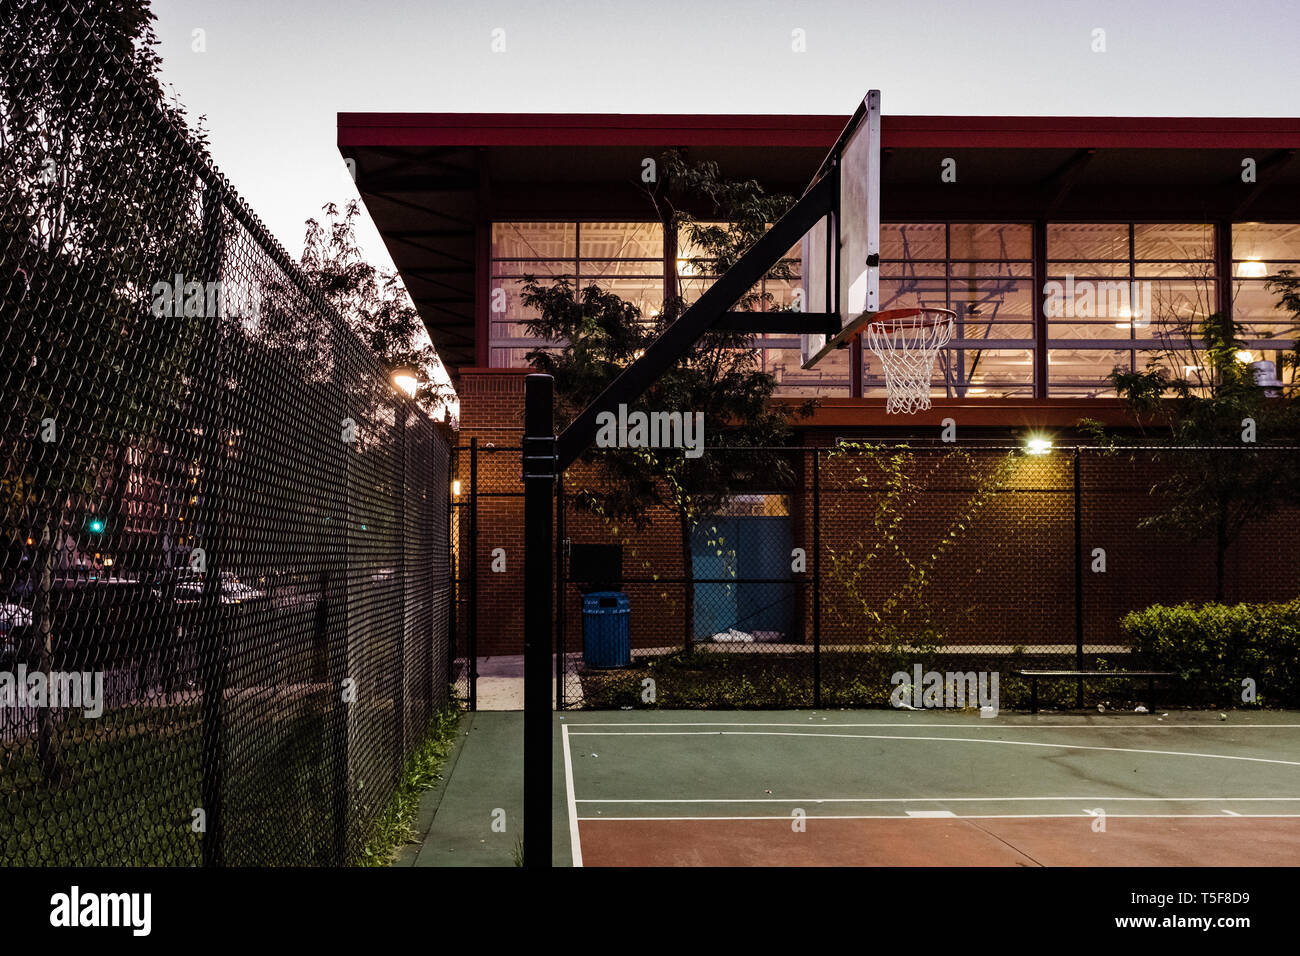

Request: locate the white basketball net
(865, 308), (955, 414)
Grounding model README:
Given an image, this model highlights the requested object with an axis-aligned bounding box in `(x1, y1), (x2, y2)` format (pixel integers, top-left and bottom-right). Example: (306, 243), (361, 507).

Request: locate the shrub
(1120, 599), (1300, 707)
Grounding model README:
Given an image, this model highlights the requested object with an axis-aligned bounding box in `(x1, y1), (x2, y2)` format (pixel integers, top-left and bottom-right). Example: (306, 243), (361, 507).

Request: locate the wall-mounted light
(1025, 437), (1053, 456)
(1237, 259), (1268, 278)
(452, 479), (462, 497)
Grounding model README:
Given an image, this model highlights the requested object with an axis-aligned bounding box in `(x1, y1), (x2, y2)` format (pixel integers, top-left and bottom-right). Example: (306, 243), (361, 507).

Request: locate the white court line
(560, 724), (583, 867)
(576, 796), (1300, 804)
(566, 722), (1300, 729)
(906, 810), (957, 817)
(577, 813), (1300, 822)
(1224, 810), (1242, 816)
(565, 730), (1300, 768)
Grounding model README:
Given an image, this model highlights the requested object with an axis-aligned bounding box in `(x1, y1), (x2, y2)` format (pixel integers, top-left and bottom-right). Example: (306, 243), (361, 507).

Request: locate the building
(339, 109), (1300, 664)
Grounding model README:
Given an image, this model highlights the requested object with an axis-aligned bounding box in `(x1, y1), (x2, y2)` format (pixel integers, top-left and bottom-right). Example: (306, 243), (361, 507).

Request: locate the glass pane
(582, 277), (663, 317)
(1047, 262), (1130, 277)
(1133, 223), (1213, 260)
(950, 278), (1033, 334)
(1232, 280), (1300, 338)
(1047, 348), (1133, 393)
(948, 260), (1033, 277)
(490, 278), (555, 319)
(1233, 222), (1300, 262)
(1144, 279), (1218, 329)
(949, 223), (1032, 260)
(882, 262), (946, 279)
(881, 223), (944, 260)
(1047, 223), (1129, 261)
(880, 278), (947, 312)
(491, 259), (572, 278)
(579, 221), (662, 259)
(677, 221), (730, 260)
(578, 258), (661, 279)
(492, 222), (575, 260)
(1133, 260), (1216, 278)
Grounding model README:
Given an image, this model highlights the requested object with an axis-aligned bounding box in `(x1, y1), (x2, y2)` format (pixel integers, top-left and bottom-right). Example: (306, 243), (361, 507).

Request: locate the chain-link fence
(1, 2), (452, 865)
(539, 444), (1299, 710)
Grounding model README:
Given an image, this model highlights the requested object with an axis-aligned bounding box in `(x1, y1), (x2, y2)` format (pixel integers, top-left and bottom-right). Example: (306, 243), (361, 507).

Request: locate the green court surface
(408, 710), (1300, 867)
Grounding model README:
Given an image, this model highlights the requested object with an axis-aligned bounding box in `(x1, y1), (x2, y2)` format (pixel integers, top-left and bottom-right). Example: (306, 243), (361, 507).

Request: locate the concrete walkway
(396, 711), (573, 867)
(472, 654), (583, 710)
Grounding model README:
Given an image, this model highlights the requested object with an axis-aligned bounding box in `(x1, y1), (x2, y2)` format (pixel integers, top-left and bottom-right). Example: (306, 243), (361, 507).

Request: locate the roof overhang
(339, 111), (1300, 377)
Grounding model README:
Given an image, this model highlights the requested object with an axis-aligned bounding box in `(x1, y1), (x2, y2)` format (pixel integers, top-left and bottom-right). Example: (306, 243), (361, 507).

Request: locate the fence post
(1073, 446), (1085, 708)
(813, 448), (821, 708)
(197, 183), (227, 867)
(395, 405), (407, 781)
(522, 374), (556, 869)
(555, 471), (566, 710)
(468, 438), (478, 711)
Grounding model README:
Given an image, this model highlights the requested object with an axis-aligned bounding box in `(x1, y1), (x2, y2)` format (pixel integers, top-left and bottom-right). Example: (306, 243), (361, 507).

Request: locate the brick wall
(451, 374), (1300, 659)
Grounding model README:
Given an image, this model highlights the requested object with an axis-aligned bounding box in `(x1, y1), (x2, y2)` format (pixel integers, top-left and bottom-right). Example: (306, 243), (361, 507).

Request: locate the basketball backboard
(800, 91), (881, 369)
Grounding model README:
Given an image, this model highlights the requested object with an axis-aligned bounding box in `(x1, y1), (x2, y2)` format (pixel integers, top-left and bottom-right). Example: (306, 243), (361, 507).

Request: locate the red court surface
(578, 816), (1300, 867)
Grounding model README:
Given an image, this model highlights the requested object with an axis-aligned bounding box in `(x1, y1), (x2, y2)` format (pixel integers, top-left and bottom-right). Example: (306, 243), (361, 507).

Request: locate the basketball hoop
(864, 307), (956, 414)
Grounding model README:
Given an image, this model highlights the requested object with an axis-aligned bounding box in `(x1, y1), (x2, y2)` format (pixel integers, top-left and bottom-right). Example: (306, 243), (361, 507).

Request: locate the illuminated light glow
(966, 387), (988, 395)
(1235, 350), (1254, 363)
(1025, 437), (1053, 456)
(1237, 259), (1268, 278)
(452, 479), (462, 497)
(88, 519), (105, 534)
(393, 373), (418, 397)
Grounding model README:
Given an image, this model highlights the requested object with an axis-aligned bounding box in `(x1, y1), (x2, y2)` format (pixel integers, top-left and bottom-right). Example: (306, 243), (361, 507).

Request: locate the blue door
(692, 515), (794, 641)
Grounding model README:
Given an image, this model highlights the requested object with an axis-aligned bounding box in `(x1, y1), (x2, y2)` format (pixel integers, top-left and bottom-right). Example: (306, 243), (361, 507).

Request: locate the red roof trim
(339, 112), (1300, 151)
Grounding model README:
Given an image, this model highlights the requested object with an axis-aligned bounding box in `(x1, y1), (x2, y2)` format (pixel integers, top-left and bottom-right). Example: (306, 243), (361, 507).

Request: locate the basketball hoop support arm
(554, 172), (835, 471)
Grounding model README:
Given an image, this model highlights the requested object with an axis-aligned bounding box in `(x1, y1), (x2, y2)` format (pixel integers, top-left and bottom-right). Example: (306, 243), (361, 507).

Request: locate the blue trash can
(582, 591), (630, 668)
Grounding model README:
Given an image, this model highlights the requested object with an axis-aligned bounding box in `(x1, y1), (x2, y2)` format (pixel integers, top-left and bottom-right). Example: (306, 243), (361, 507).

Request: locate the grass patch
(358, 703), (463, 867)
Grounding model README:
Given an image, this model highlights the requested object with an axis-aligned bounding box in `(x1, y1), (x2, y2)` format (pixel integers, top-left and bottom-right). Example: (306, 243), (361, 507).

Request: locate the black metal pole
(395, 407), (406, 779)
(522, 374), (555, 869)
(555, 472), (566, 711)
(197, 184), (226, 867)
(812, 449), (822, 708)
(468, 438), (478, 712)
(1073, 446), (1085, 708)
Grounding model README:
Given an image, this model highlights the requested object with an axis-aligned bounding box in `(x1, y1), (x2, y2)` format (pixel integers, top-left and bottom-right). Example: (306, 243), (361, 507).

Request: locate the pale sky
(151, 0), (1299, 280)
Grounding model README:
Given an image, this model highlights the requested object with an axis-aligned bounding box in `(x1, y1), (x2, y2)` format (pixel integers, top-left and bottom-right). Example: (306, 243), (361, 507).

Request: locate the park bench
(1011, 670), (1177, 714)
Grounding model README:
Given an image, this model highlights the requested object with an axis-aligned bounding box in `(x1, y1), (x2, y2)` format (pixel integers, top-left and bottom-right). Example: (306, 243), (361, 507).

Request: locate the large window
(1046, 223), (1216, 396)
(1232, 223), (1300, 377)
(489, 220), (1298, 399)
(490, 222), (662, 367)
(880, 223), (1034, 398)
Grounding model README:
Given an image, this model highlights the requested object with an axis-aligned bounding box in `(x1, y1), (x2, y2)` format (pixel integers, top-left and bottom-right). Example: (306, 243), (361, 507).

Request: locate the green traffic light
(89, 518), (105, 534)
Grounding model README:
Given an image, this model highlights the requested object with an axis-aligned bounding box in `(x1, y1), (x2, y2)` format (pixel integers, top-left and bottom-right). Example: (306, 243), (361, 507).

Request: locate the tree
(298, 200), (456, 422)
(1, 1), (211, 778)
(1092, 310), (1300, 601)
(523, 151), (807, 650)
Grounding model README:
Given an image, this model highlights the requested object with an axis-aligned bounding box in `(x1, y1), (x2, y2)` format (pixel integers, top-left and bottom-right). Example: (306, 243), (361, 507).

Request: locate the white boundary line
(566, 730), (1300, 768)
(565, 722), (1300, 729)
(560, 724), (583, 867)
(575, 796), (1300, 804)
(577, 813), (1300, 822)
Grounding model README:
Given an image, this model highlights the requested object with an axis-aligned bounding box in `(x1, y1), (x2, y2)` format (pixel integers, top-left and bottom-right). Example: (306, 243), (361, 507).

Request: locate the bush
(1120, 599), (1300, 707)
